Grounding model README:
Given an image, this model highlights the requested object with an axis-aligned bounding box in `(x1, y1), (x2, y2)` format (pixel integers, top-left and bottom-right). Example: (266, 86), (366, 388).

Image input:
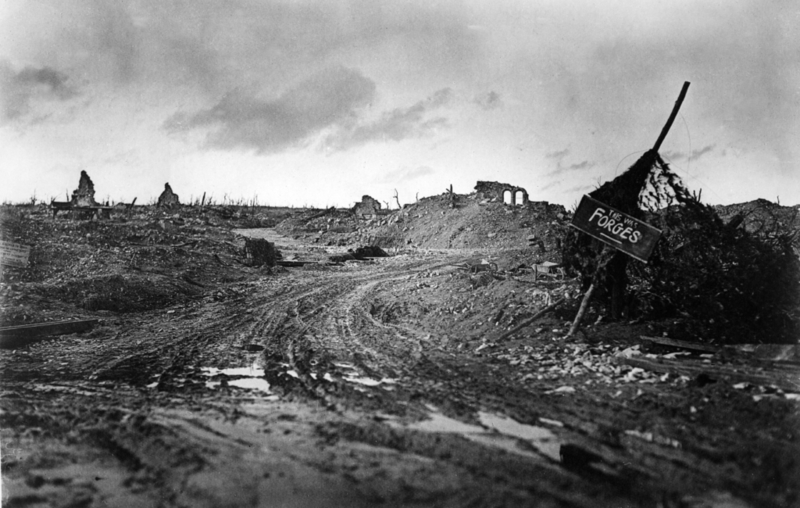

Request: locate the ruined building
(157, 183), (181, 208)
(70, 170), (98, 207)
(353, 195), (381, 219)
(474, 181), (529, 206)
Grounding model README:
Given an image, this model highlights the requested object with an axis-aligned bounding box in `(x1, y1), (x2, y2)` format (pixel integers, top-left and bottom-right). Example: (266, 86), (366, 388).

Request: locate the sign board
(570, 195), (662, 263)
(0, 240), (31, 268)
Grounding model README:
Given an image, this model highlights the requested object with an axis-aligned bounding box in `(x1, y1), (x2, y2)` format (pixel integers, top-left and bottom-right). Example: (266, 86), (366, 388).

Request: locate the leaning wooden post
(127, 197), (137, 218)
(497, 297), (567, 342)
(653, 81), (690, 152)
(566, 284), (595, 337)
(567, 246), (613, 337)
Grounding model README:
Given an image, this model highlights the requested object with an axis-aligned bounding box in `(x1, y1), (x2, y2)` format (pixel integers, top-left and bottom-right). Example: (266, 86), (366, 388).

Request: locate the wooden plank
(725, 344), (800, 363)
(277, 260), (310, 267)
(0, 319), (99, 348)
(616, 356), (800, 392)
(639, 336), (720, 353)
(0, 240), (31, 268)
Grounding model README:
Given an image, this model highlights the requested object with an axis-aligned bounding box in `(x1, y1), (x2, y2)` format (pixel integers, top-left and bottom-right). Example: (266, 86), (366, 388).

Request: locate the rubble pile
(715, 199), (800, 255)
(353, 195), (382, 218)
(0, 206), (256, 325)
(275, 189), (569, 257)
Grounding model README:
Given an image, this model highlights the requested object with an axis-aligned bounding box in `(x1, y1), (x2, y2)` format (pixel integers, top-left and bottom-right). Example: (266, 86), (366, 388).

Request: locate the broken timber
(640, 336), (800, 364)
(496, 297), (566, 342)
(277, 260), (311, 267)
(639, 336), (720, 354)
(50, 201), (73, 218)
(616, 356), (800, 392)
(0, 319), (99, 348)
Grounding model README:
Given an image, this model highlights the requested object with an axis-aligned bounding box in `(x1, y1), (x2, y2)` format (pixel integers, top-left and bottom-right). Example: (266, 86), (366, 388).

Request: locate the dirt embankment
(276, 192), (569, 258)
(1, 204), (799, 508)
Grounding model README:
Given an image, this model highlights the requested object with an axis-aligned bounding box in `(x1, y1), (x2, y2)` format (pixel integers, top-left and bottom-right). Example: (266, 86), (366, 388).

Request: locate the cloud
(379, 165), (435, 183)
(662, 144), (716, 162)
(0, 61), (80, 122)
(324, 88), (453, 151)
(690, 145), (715, 160)
(2, 1), (482, 97)
(474, 90), (502, 110)
(540, 180), (595, 194)
(163, 66), (376, 153)
(545, 148), (570, 159)
(546, 159), (595, 177)
(564, 183), (596, 194)
(567, 160), (592, 171)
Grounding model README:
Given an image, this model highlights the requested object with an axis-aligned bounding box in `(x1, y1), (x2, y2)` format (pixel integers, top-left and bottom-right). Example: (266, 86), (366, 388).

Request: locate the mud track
(2, 232), (797, 507)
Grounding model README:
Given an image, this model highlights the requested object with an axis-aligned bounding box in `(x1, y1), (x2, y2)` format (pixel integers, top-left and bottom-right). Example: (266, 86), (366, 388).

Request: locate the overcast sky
(1, 0), (798, 208)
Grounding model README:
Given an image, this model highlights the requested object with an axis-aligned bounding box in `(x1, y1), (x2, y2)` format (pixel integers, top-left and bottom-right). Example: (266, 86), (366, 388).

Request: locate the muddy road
(2, 225), (798, 507)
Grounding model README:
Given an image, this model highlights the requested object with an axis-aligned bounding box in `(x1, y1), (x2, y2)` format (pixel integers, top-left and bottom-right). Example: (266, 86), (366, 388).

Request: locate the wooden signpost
(570, 195), (662, 263)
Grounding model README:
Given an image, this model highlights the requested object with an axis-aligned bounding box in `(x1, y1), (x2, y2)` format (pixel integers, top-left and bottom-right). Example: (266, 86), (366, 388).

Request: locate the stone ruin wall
(157, 183), (181, 208)
(71, 170), (98, 207)
(474, 181), (529, 206)
(353, 195), (382, 218)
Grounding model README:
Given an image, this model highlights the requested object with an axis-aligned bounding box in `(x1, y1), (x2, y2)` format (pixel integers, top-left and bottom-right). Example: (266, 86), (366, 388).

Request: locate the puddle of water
(343, 375), (397, 387)
(205, 378), (273, 394)
(396, 409), (564, 462)
(464, 433), (540, 460)
(228, 378), (272, 393)
(201, 365), (265, 377)
(201, 360), (271, 394)
(477, 412), (561, 461)
(406, 412), (485, 434)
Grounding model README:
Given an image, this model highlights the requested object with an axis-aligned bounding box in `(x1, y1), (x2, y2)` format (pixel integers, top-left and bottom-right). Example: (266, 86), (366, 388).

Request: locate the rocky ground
(0, 199), (798, 507)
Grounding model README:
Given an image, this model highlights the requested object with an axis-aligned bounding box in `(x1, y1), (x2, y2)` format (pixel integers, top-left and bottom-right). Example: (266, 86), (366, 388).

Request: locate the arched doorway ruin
(503, 190), (513, 205)
(515, 190), (525, 206)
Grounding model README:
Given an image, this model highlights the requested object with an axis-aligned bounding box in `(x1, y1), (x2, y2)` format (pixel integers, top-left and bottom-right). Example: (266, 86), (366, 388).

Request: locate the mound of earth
(55, 273), (203, 312)
(274, 193), (570, 264)
(0, 206), (265, 326)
